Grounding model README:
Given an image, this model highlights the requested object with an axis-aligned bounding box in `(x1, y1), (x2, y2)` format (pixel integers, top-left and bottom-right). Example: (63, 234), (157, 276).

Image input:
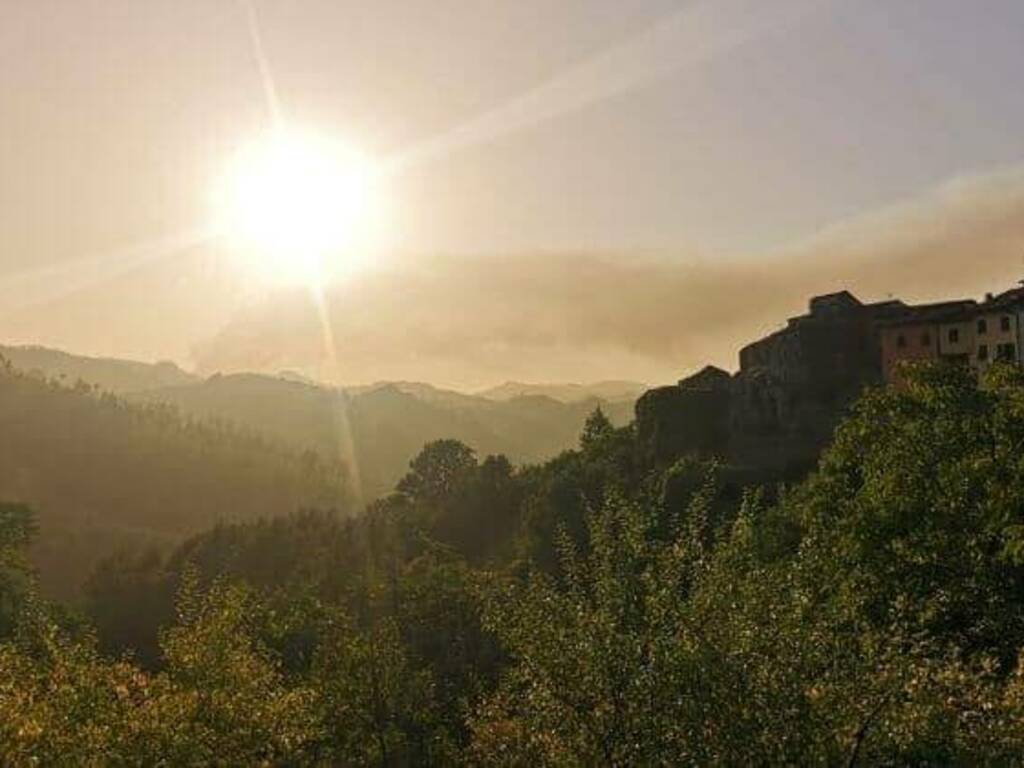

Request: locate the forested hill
(130, 375), (635, 500)
(1, 344), (638, 501)
(0, 344), (198, 393)
(0, 360), (351, 599)
(12, 364), (1024, 763)
(0, 347), (637, 595)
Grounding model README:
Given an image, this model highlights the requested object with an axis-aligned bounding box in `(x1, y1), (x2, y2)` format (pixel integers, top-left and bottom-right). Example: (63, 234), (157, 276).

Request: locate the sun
(215, 127), (380, 286)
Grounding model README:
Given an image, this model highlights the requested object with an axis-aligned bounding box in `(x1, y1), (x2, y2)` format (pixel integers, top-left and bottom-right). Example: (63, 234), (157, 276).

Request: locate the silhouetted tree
(397, 439), (477, 504)
(579, 406), (614, 452)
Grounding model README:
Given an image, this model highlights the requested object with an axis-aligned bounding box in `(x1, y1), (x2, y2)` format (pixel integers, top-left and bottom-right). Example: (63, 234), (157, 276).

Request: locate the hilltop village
(637, 283), (1024, 476)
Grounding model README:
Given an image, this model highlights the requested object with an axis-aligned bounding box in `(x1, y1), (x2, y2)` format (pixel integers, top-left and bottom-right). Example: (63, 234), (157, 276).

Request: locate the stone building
(728, 291), (906, 471)
(973, 287), (1024, 369)
(879, 286), (1024, 382)
(733, 291), (906, 442)
(636, 291), (909, 474)
(878, 300), (977, 385)
(634, 283), (1024, 478)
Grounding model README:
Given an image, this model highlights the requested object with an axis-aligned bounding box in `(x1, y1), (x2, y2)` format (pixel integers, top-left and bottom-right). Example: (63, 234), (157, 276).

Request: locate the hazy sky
(4, 0), (1024, 387)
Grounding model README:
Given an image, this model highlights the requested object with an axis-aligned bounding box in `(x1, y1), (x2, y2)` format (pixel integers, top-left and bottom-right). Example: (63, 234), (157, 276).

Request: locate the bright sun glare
(215, 128), (380, 286)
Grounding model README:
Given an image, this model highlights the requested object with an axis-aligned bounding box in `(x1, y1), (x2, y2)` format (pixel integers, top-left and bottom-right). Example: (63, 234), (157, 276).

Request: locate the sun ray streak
(241, 0), (282, 127)
(236, 0), (364, 509)
(385, 0), (832, 175)
(0, 227), (215, 318)
(310, 283), (364, 508)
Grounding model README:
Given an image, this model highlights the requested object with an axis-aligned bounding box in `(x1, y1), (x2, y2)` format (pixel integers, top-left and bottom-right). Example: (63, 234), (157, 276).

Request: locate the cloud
(193, 165), (1024, 389)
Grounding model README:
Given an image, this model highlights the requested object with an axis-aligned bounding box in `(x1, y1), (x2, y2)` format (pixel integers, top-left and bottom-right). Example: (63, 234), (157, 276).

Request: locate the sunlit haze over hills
(4, 0), (1024, 387)
(10, 4), (1024, 762)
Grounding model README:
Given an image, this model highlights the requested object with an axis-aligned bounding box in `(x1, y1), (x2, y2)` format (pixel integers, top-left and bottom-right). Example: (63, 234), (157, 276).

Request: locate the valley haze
(6, 1), (1024, 763)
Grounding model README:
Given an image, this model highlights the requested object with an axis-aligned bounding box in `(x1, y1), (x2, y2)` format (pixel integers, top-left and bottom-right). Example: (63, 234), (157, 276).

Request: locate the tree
(0, 502), (36, 640)
(579, 407), (614, 452)
(430, 454), (523, 562)
(84, 547), (173, 668)
(680, 362), (1024, 763)
(790, 363), (1024, 662)
(397, 439), (477, 505)
(16, 360), (1024, 763)
(397, 549), (502, 747)
(0, 570), (322, 765)
(474, 364), (1024, 764)
(313, 617), (448, 765)
(519, 417), (639, 574)
(145, 572), (322, 763)
(474, 489), (720, 765)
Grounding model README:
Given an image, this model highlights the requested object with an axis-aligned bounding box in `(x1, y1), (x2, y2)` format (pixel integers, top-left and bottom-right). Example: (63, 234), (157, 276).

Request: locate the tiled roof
(877, 300), (977, 329)
(984, 287), (1024, 310)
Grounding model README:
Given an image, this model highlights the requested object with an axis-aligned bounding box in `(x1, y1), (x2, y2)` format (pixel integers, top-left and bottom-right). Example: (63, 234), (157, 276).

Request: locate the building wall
(1017, 310), (1024, 364)
(934, 319), (974, 372)
(880, 323), (940, 383)
(937, 319), (974, 361)
(973, 310), (1018, 368)
(634, 385), (731, 466)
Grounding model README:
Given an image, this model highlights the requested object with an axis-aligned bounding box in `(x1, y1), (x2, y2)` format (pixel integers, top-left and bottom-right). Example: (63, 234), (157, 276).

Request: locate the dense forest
(133, 373), (634, 501)
(0, 360), (351, 598)
(2, 344), (636, 501)
(5, 362), (1024, 763)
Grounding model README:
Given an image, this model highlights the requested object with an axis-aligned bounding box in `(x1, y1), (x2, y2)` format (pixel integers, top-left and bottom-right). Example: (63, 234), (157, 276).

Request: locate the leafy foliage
(0, 502), (36, 640)
(7, 365), (1024, 763)
(0, 359), (351, 599)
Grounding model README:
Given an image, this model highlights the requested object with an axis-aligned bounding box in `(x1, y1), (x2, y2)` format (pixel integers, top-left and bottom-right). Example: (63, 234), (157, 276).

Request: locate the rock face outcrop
(635, 366), (731, 466)
(636, 291), (910, 475)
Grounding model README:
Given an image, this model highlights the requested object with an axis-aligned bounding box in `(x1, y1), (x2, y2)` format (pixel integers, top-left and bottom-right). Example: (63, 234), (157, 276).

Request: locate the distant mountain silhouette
(135, 375), (635, 501)
(344, 380), (491, 408)
(0, 360), (350, 599)
(1, 345), (639, 502)
(0, 344), (198, 393)
(477, 380), (647, 403)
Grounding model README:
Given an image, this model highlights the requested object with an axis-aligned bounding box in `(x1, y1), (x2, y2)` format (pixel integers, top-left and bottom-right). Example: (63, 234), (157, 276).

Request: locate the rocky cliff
(636, 291), (910, 476)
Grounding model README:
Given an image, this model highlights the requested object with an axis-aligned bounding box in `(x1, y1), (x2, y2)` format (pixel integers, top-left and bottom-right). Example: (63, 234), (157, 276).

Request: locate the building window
(979, 344), (989, 361)
(1002, 316), (1012, 332)
(896, 334), (906, 349)
(948, 328), (959, 344)
(921, 332), (931, 346)
(998, 343), (1017, 362)
(978, 318), (988, 334)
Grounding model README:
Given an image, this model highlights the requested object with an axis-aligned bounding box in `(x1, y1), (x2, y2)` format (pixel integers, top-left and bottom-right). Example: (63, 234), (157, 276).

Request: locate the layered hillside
(0, 361), (351, 599)
(0, 344), (198, 393)
(0, 345), (638, 519)
(477, 380), (646, 403)
(134, 375), (635, 500)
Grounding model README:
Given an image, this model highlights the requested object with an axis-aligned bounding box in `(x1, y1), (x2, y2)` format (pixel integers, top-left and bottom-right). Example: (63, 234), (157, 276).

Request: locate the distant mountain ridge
(1, 345), (638, 502)
(134, 374), (635, 501)
(477, 380), (646, 403)
(0, 360), (350, 599)
(0, 344), (198, 393)
(0, 343), (644, 405)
